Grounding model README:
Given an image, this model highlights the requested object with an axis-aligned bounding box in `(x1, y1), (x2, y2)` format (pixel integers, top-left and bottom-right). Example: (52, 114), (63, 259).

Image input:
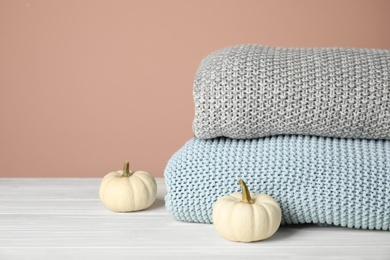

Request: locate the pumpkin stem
(238, 179), (254, 204)
(122, 161), (133, 177)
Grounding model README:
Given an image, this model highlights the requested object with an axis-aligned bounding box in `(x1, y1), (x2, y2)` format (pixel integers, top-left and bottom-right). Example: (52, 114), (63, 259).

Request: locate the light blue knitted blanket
(164, 136), (390, 230)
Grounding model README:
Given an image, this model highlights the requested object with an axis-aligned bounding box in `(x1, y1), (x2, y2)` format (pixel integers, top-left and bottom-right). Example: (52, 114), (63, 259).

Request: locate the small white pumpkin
(212, 179), (281, 242)
(99, 161), (157, 212)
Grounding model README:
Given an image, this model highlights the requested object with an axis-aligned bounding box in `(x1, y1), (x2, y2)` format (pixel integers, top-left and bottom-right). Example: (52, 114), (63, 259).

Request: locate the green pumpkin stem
(122, 161), (133, 177)
(238, 179), (254, 204)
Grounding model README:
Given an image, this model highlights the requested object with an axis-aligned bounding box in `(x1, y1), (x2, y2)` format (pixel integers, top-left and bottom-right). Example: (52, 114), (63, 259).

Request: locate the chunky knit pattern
(164, 136), (390, 230)
(193, 44), (390, 139)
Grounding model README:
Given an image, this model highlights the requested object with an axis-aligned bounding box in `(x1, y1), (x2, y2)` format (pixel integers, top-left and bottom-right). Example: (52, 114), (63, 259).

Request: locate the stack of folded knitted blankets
(164, 44), (390, 230)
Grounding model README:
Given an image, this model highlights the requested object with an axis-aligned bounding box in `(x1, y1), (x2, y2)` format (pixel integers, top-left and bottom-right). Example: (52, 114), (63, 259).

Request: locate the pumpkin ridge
(249, 201), (256, 241)
(258, 201), (280, 239)
(135, 174), (152, 209)
(127, 176), (137, 210)
(227, 193), (243, 202)
(99, 175), (117, 205)
(261, 203), (273, 239)
(233, 202), (248, 241)
(255, 197), (278, 206)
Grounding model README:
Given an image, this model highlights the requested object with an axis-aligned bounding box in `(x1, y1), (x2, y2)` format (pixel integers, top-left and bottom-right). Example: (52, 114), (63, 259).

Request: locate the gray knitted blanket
(193, 44), (390, 139)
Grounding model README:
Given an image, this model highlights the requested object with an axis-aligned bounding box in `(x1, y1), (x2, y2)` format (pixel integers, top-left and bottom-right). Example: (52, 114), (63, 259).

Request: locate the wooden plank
(0, 178), (166, 200)
(0, 199), (167, 214)
(1, 247), (390, 260)
(1, 224), (390, 248)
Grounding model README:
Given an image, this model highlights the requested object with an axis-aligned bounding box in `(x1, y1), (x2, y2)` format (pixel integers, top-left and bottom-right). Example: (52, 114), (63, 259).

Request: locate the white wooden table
(1, 178), (389, 260)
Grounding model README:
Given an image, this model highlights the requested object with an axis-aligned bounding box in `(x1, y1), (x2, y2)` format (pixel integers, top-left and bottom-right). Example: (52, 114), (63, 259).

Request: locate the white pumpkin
(212, 179), (281, 242)
(99, 161), (157, 212)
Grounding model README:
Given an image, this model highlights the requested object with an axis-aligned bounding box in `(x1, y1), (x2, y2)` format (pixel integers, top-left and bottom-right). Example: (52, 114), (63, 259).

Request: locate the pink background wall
(1, 0), (390, 178)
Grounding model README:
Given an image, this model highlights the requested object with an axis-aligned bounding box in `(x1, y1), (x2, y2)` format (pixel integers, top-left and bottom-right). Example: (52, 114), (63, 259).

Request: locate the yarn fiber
(164, 136), (390, 230)
(193, 44), (390, 139)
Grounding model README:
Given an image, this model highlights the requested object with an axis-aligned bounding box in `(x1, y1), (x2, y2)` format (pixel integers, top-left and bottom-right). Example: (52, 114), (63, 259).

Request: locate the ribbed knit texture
(164, 136), (390, 230)
(193, 44), (390, 139)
